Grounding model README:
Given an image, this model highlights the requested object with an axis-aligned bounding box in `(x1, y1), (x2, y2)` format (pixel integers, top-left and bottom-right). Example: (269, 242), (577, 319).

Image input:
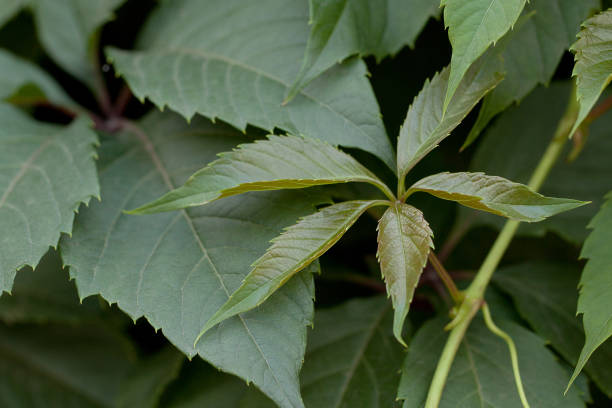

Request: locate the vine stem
(428, 252), (462, 303)
(424, 85), (579, 408)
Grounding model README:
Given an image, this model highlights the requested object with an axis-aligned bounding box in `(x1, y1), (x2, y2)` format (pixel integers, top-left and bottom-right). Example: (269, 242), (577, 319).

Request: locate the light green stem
(482, 303), (530, 408)
(424, 85), (579, 408)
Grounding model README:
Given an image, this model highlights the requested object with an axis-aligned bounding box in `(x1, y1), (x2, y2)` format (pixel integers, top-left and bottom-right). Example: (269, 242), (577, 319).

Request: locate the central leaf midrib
(130, 124), (298, 408)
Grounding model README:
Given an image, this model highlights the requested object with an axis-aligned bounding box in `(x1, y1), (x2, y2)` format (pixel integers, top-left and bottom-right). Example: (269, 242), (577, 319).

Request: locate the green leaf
(408, 171), (586, 222)
(0, 249), (102, 324)
(570, 191), (612, 389)
(61, 112), (327, 408)
(196, 200), (384, 342)
(130, 135), (392, 214)
(0, 322), (135, 407)
(0, 103), (99, 293)
(0, 48), (77, 108)
(377, 202), (433, 346)
(106, 0), (395, 170)
(465, 0), (600, 147)
(441, 0), (526, 109)
(570, 9), (612, 136)
(398, 317), (585, 407)
(118, 347), (185, 408)
(0, 0), (24, 27)
(28, 0), (124, 87)
(286, 0), (439, 100)
(494, 261), (612, 397)
(465, 82), (612, 243)
(397, 56), (503, 180)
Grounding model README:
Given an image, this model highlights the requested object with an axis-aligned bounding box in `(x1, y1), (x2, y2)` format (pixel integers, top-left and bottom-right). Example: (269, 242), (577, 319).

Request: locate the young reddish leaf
(377, 202), (433, 346)
(130, 135), (393, 214)
(570, 9), (612, 137)
(408, 172), (587, 222)
(397, 56), (503, 180)
(195, 200), (388, 344)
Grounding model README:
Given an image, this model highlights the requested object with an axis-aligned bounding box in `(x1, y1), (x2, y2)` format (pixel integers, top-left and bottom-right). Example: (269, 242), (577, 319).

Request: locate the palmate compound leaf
(195, 200), (387, 344)
(396, 53), (503, 181)
(408, 172), (587, 222)
(285, 0), (440, 100)
(398, 317), (585, 408)
(570, 9), (612, 137)
(464, 83), (612, 244)
(464, 0), (600, 147)
(376, 202), (433, 346)
(0, 322), (135, 408)
(129, 135), (393, 215)
(441, 0), (526, 110)
(569, 192), (612, 389)
(61, 111), (328, 408)
(106, 0), (396, 171)
(493, 262), (612, 396)
(0, 0), (125, 88)
(0, 103), (99, 293)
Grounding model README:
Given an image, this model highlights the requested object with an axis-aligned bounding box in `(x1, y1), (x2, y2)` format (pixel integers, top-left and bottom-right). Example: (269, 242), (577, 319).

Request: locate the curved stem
(482, 303), (530, 408)
(424, 84), (579, 408)
(428, 252), (462, 303)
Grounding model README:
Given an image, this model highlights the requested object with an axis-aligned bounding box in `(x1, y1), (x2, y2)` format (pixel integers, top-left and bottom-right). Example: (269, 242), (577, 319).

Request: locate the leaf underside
(131, 135), (388, 214)
(196, 200), (382, 342)
(409, 171), (586, 222)
(377, 202), (433, 346)
(0, 103), (99, 293)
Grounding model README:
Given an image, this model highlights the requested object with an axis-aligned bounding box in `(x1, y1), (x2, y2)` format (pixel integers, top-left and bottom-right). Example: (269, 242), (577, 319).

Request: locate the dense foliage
(1, 0), (612, 407)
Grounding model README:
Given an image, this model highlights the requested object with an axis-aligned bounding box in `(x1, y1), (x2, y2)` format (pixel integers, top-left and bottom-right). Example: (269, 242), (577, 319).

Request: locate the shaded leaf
(61, 112), (326, 408)
(118, 347), (185, 408)
(397, 56), (503, 179)
(398, 317), (585, 407)
(377, 202), (433, 345)
(0, 103), (99, 293)
(465, 0), (600, 147)
(441, 0), (526, 108)
(197, 200), (384, 342)
(0, 48), (76, 108)
(106, 0), (395, 170)
(494, 261), (612, 397)
(570, 192), (612, 388)
(465, 82), (612, 243)
(408, 171), (586, 222)
(286, 0), (439, 99)
(0, 322), (135, 407)
(571, 9), (612, 136)
(0, 249), (102, 324)
(131, 135), (392, 214)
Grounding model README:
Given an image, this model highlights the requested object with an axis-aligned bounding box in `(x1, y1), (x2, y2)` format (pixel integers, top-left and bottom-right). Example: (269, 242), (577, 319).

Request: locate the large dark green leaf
(377, 202), (432, 345)
(286, 0), (439, 99)
(494, 261), (612, 397)
(0, 322), (135, 407)
(397, 57), (502, 180)
(571, 9), (612, 135)
(61, 112), (326, 408)
(570, 192), (612, 388)
(465, 0), (600, 146)
(398, 317), (585, 407)
(465, 82), (612, 243)
(197, 200), (384, 342)
(107, 0), (395, 170)
(441, 0), (526, 109)
(130, 135), (392, 214)
(409, 171), (586, 222)
(118, 347), (185, 408)
(0, 103), (99, 293)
